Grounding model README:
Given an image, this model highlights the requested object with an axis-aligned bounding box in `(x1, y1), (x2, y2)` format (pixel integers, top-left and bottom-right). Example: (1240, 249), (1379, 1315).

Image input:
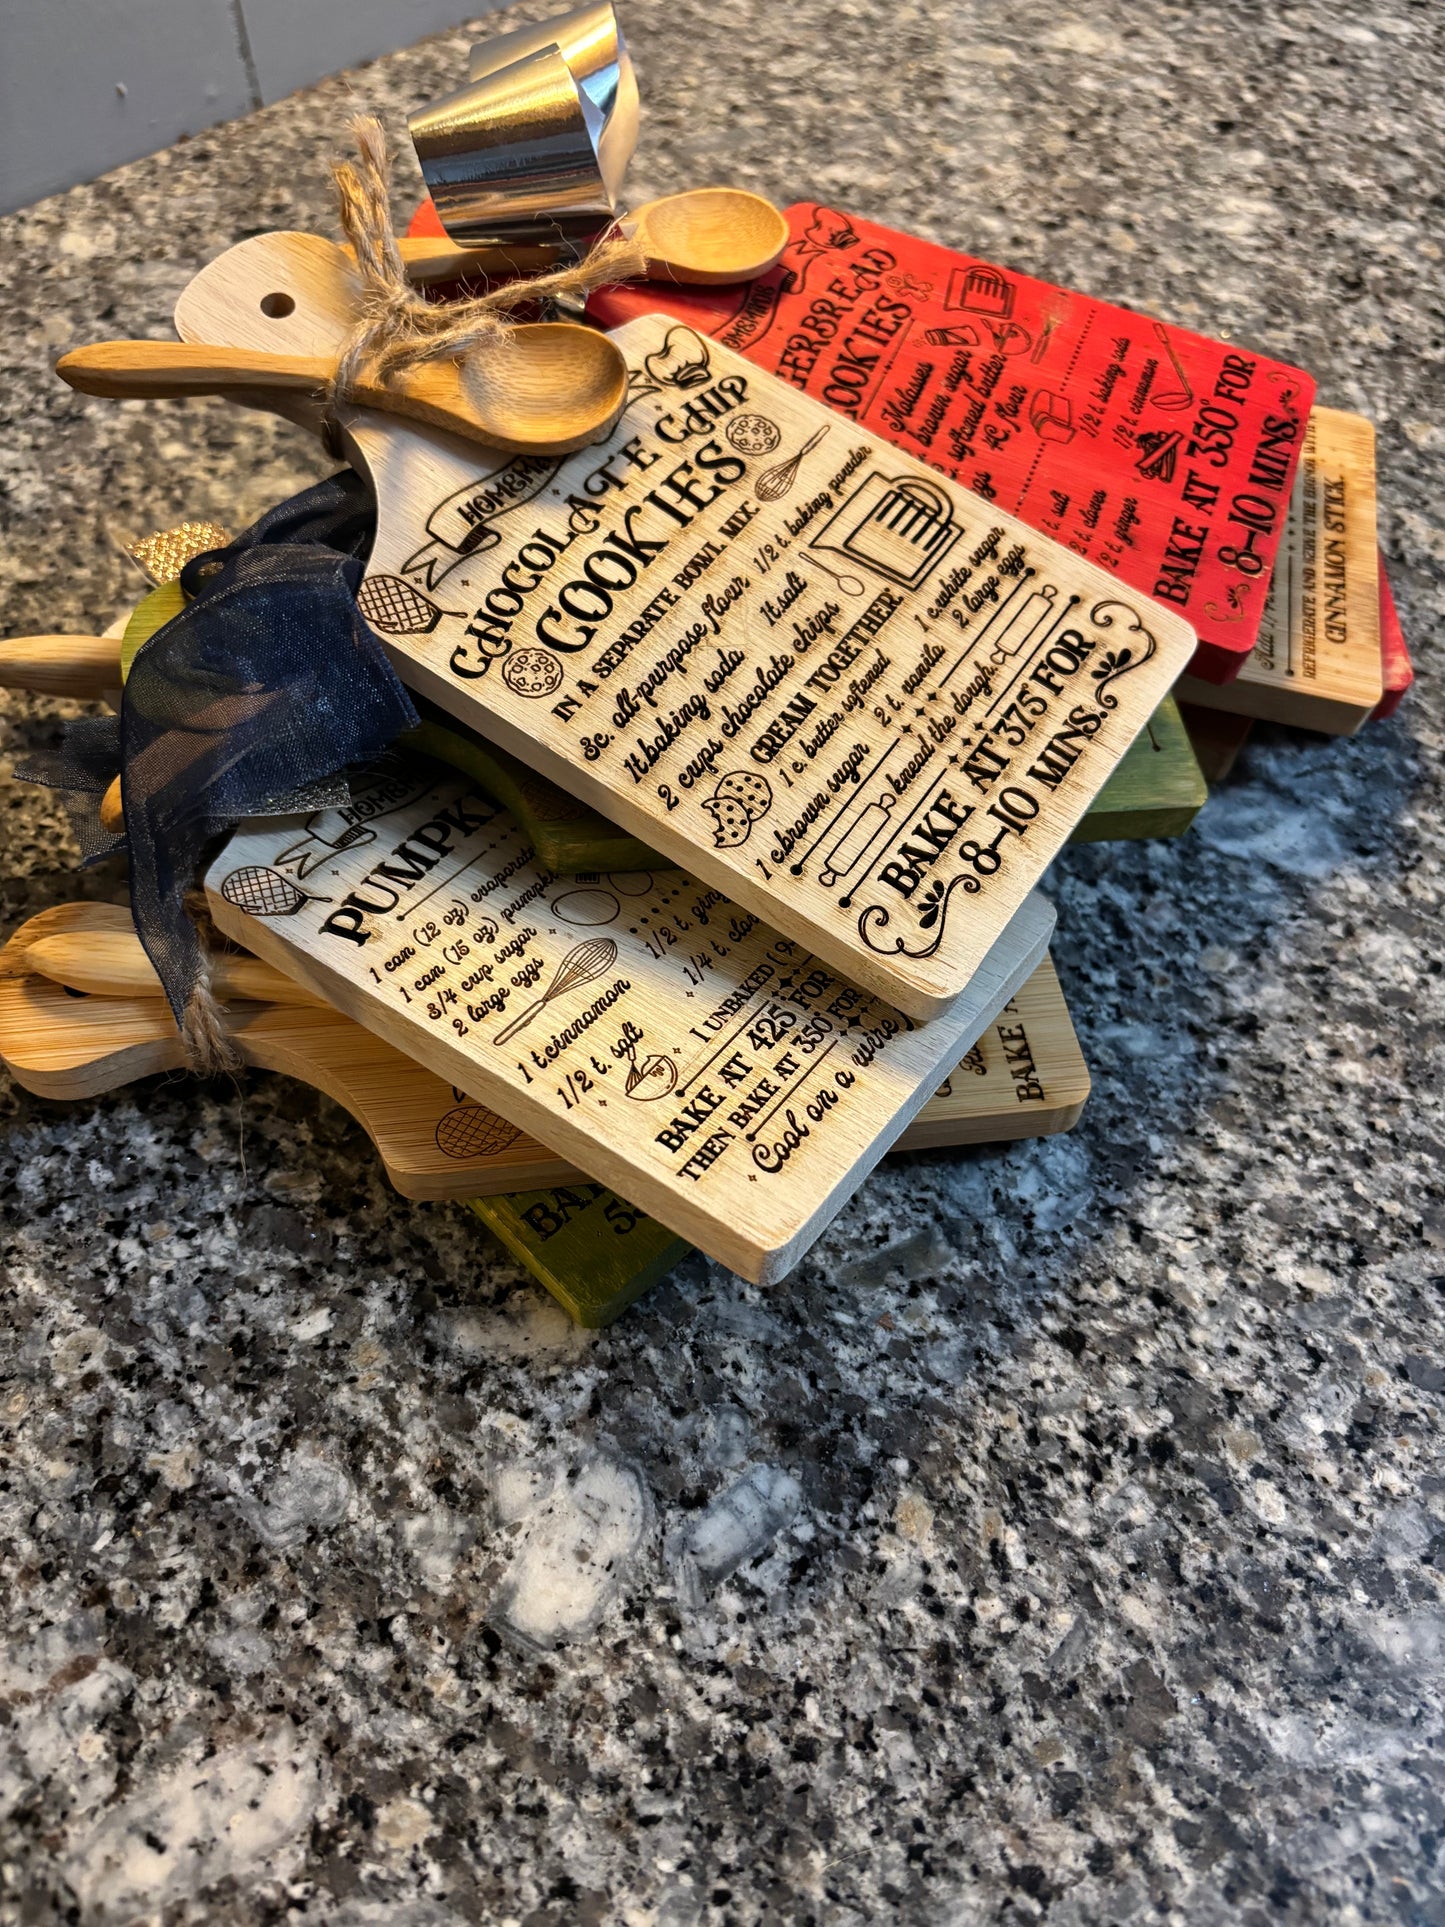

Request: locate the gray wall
(0, 0), (498, 216)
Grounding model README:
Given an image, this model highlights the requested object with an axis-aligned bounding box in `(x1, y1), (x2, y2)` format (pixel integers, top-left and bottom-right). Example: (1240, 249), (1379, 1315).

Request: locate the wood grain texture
(403, 708), (662, 874)
(1066, 695), (1205, 844)
(206, 766), (1055, 1282)
(0, 921), (1086, 1196)
(395, 189), (788, 289)
(470, 953), (1090, 1325)
(420, 694), (1203, 879)
(163, 228), (630, 457)
(347, 312), (1195, 1017)
(1176, 408), (1382, 735)
(626, 188), (790, 285)
(0, 904), (1084, 1229)
(0, 634), (122, 699)
(578, 203), (1317, 685)
(24, 929), (325, 1008)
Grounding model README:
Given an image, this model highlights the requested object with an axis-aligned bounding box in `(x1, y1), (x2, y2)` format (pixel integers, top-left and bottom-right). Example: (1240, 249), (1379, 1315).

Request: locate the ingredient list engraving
(358, 314), (1191, 1012)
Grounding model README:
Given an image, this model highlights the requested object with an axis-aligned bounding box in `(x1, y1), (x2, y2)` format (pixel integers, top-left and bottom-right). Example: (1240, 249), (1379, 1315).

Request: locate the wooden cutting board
(0, 898), (1084, 1184)
(568, 200), (1316, 685)
(1178, 704), (1253, 784)
(333, 312), (1193, 1017)
(206, 764), (1055, 1283)
(1067, 694), (1205, 844)
(1176, 408), (1382, 734)
(473, 953), (1090, 1324)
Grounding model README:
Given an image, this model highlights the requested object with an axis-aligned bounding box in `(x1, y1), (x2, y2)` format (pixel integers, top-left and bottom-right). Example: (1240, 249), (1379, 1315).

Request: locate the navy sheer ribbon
(18, 471), (417, 1033)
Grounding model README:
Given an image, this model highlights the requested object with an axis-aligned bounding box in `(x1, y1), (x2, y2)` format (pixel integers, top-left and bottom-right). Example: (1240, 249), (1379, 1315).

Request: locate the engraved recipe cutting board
(345, 314), (1193, 1018)
(206, 766), (1054, 1283)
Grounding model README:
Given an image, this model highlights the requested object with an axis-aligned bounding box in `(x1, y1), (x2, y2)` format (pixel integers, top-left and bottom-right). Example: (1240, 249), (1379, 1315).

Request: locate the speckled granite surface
(0, 1), (1442, 1921)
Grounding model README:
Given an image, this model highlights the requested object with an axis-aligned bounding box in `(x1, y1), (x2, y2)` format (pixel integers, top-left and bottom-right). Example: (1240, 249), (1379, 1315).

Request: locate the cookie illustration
(503, 648), (564, 699)
(703, 793), (754, 848)
(726, 413), (782, 456)
(701, 770), (773, 849)
(714, 771), (773, 818)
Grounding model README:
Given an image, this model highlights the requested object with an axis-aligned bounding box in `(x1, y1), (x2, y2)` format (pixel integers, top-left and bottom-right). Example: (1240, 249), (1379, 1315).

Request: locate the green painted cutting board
(469, 1187), (687, 1328)
(1067, 695), (1206, 845)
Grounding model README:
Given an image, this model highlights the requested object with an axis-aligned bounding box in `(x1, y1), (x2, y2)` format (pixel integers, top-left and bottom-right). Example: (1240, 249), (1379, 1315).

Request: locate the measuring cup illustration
(810, 472), (964, 590)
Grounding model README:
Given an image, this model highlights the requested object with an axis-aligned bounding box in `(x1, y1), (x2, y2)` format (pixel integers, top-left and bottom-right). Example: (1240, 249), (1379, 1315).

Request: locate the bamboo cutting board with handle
(0, 906), (1086, 1324)
(473, 952), (1090, 1324)
(204, 763), (1055, 1282)
(0, 926), (1086, 1206)
(324, 312), (1193, 1018)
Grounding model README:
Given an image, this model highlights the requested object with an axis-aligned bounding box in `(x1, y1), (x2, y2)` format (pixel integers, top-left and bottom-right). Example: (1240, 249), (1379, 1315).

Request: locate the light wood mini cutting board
(336, 313), (1193, 1017)
(471, 956), (1090, 1325)
(0, 945), (1086, 1201)
(205, 766), (1053, 1282)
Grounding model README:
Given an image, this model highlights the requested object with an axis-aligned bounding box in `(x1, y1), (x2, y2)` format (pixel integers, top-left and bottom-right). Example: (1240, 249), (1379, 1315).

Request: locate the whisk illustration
(357, 573), (464, 636)
(754, 424), (830, 502)
(1149, 321), (1194, 412)
(493, 938), (618, 1047)
(219, 866), (334, 917)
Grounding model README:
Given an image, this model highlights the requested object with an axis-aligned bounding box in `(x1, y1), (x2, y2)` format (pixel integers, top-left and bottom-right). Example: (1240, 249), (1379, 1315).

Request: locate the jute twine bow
(330, 114), (647, 406)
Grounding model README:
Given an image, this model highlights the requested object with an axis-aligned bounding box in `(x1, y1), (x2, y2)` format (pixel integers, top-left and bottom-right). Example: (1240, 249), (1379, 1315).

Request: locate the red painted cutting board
(410, 198), (1313, 685)
(1375, 557), (1413, 720)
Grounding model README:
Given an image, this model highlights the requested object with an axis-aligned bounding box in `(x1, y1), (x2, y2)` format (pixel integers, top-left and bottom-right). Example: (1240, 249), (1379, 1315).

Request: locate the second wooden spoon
(26, 928), (327, 1009)
(399, 186), (790, 288)
(55, 324), (627, 459)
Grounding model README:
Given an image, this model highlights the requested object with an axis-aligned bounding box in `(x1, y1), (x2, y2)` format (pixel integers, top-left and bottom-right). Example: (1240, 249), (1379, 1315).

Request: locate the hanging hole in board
(259, 291), (296, 319)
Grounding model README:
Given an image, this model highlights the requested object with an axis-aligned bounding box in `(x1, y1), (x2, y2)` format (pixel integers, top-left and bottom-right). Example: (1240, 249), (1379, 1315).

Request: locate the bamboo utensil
(0, 634), (123, 699)
(398, 186), (790, 288)
(24, 928), (327, 1008)
(56, 231), (630, 458)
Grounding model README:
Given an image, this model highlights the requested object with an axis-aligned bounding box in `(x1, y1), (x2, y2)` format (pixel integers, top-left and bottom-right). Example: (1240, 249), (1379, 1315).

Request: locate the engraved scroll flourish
(858, 872), (981, 961)
(1087, 600), (1160, 708)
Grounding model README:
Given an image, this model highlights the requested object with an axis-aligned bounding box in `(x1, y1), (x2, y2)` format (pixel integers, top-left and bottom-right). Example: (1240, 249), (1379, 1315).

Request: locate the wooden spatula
(56, 231), (629, 457)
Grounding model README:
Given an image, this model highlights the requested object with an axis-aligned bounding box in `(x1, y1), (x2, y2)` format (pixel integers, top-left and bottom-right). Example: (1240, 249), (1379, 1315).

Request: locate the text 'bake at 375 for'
(344, 314), (1196, 1019)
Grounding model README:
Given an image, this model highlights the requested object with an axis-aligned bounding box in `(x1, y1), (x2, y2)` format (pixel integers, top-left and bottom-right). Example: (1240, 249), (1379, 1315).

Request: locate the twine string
(330, 115), (647, 405)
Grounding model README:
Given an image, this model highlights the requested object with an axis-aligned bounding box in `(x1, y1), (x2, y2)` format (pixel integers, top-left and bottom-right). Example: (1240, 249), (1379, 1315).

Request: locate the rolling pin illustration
(986, 582), (1059, 666)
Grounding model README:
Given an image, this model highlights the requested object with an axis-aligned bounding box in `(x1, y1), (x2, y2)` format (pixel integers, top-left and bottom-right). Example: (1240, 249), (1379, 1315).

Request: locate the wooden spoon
(622, 187), (790, 286)
(56, 231), (629, 457)
(25, 928), (328, 1008)
(0, 634), (123, 699)
(397, 187), (790, 288)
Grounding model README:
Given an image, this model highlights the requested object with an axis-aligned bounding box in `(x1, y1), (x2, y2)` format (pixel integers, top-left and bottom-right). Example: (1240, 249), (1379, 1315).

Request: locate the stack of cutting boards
(0, 204), (1411, 1322)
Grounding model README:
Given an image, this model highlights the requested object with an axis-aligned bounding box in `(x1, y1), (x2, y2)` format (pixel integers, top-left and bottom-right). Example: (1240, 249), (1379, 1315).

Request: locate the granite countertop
(0, 1), (1441, 1920)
